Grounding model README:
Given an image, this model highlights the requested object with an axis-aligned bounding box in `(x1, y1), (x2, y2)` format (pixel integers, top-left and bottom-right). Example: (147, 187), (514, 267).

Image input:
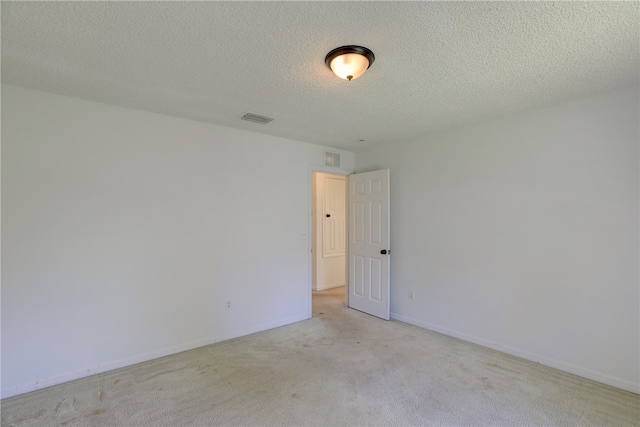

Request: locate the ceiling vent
(240, 112), (274, 125)
(324, 151), (341, 168)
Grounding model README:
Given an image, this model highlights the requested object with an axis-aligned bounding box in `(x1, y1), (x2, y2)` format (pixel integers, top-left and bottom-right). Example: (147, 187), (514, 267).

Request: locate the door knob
(380, 249), (387, 254)
(326, 214), (331, 217)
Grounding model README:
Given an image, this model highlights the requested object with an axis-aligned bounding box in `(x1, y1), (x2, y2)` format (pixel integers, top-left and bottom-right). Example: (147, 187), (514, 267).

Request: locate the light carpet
(2, 287), (639, 426)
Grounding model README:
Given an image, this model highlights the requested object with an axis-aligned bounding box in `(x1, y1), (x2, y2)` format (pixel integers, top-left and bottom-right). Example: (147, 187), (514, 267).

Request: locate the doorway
(307, 167), (391, 320)
(311, 171), (347, 313)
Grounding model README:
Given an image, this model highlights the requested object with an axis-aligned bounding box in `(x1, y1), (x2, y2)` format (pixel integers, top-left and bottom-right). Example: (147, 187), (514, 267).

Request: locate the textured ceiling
(2, 1), (638, 150)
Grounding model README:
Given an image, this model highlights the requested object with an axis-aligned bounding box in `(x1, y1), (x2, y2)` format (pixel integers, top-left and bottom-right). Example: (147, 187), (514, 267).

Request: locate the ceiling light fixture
(325, 45), (375, 81)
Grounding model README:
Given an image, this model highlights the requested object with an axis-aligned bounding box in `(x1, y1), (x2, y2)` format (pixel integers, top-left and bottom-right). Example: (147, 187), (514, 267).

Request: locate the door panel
(348, 169), (390, 320)
(354, 256), (365, 296)
(370, 258), (382, 301)
(354, 202), (365, 243)
(371, 201), (382, 244)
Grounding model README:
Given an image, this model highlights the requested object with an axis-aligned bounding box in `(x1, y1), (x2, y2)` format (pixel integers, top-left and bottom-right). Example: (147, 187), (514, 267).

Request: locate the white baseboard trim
(214, 313), (309, 343)
(390, 312), (640, 395)
(1, 313), (309, 399)
(314, 283), (345, 291)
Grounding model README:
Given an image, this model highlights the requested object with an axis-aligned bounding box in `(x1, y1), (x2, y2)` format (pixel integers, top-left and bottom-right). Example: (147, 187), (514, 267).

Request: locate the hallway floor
(312, 285), (345, 309)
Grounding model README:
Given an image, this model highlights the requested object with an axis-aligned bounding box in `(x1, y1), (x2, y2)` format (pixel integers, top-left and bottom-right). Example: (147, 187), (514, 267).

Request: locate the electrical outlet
(408, 290), (414, 300)
(226, 300), (232, 310)
(299, 232), (307, 239)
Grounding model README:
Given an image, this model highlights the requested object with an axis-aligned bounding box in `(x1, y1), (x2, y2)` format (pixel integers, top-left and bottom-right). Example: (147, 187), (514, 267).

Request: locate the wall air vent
(324, 151), (341, 168)
(240, 112), (274, 125)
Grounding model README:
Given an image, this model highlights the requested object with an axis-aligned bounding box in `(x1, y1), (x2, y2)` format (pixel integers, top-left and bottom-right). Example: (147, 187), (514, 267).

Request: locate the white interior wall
(354, 87), (640, 393)
(312, 172), (346, 291)
(0, 84), (354, 398)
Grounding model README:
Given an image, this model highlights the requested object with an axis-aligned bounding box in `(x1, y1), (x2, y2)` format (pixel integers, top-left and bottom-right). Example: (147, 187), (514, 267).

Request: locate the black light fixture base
(325, 45), (375, 70)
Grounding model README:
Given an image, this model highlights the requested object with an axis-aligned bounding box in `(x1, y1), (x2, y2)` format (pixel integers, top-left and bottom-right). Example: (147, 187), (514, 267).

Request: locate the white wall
(312, 172), (346, 291)
(1, 84), (354, 398)
(355, 87), (640, 393)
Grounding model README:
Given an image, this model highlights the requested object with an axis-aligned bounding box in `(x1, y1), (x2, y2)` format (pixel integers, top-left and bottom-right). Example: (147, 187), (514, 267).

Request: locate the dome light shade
(325, 46), (375, 81)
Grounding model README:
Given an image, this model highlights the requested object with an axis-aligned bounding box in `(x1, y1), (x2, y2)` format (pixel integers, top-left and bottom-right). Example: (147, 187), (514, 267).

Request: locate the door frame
(307, 165), (353, 319)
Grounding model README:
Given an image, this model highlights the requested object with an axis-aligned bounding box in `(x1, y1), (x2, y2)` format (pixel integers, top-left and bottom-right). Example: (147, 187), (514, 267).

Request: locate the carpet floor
(2, 287), (639, 426)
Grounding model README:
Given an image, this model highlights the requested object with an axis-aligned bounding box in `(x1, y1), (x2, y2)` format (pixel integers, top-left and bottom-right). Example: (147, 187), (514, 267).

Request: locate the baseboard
(314, 282), (345, 291)
(390, 312), (640, 395)
(1, 313), (309, 399)
(213, 313), (309, 343)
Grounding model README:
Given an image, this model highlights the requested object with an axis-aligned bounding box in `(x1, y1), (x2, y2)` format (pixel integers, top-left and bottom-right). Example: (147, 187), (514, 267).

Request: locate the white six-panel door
(348, 169), (390, 320)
